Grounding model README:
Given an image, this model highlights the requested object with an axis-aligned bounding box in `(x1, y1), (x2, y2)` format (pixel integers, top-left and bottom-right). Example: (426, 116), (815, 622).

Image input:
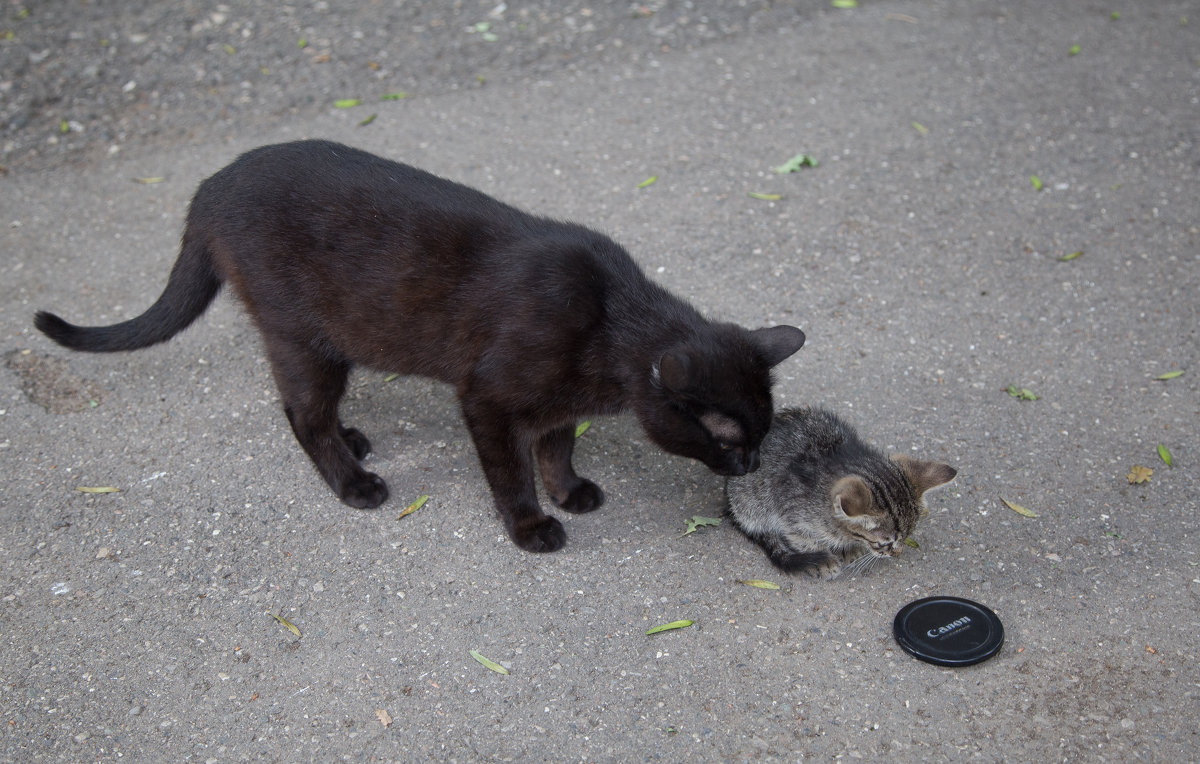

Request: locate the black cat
(35, 140), (805, 553)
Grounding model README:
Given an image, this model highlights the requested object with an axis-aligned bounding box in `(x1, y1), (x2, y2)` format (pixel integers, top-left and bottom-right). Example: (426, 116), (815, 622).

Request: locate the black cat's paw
(555, 479), (606, 514)
(339, 471), (389, 509)
(511, 515), (567, 553)
(340, 427), (372, 460)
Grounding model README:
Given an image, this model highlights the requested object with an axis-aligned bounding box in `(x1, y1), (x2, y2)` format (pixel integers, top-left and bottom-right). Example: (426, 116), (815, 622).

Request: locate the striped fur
(725, 407), (956, 579)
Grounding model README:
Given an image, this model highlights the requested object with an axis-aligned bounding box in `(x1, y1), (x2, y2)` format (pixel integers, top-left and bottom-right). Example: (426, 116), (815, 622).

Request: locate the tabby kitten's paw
(554, 479), (606, 514)
(812, 557), (844, 581)
(339, 426), (372, 460)
(511, 515), (567, 553)
(340, 471), (389, 509)
(771, 549), (837, 576)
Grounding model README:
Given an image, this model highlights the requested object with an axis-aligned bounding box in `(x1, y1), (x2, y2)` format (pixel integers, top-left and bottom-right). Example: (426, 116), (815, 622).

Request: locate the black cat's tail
(35, 232), (222, 353)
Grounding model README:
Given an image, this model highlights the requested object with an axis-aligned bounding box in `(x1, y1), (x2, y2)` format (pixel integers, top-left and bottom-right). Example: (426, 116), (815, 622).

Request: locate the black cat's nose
(716, 449), (759, 477)
(744, 449), (760, 474)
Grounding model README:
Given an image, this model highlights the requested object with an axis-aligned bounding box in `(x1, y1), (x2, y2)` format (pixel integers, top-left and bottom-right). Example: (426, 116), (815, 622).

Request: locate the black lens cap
(893, 596), (1004, 667)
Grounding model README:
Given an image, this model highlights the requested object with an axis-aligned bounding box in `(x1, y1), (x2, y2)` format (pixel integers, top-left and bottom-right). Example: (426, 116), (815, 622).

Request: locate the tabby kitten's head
(827, 454), (950, 557)
(725, 407), (957, 578)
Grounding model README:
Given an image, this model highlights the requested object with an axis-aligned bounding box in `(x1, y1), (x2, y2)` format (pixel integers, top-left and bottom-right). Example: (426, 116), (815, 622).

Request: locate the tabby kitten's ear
(890, 454), (958, 497)
(750, 325), (806, 367)
(830, 475), (878, 525)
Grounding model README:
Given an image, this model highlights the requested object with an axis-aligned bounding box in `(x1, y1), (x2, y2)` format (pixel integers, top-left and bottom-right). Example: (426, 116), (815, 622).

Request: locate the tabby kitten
(725, 407), (956, 579)
(34, 140), (806, 554)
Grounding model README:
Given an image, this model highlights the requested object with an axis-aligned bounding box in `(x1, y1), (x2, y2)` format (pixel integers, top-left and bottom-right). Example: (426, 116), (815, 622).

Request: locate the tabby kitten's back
(725, 407), (956, 579)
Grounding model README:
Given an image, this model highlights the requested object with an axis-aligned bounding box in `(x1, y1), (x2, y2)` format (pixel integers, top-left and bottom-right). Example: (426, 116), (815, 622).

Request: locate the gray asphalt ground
(2, 1), (1198, 761)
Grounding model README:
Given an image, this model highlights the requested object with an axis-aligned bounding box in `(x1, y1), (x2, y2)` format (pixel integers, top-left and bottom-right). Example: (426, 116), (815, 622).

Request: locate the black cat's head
(638, 324), (804, 476)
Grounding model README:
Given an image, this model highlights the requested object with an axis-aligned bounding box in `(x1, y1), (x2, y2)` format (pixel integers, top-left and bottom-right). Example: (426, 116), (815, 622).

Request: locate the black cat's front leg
(536, 424), (605, 514)
(461, 401), (566, 553)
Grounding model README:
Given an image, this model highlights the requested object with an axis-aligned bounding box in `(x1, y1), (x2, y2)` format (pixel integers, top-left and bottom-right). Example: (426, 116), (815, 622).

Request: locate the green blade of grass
(773, 153), (818, 173)
(1157, 444), (1173, 467)
(397, 495), (429, 520)
(469, 649), (510, 674)
(681, 515), (722, 536)
(646, 620), (694, 635)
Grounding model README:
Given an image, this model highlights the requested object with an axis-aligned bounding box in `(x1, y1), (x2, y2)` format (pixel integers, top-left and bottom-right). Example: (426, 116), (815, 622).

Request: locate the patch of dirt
(5, 349), (105, 414)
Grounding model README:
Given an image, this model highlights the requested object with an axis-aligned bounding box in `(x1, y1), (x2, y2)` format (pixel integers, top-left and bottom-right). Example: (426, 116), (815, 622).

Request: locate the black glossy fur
(35, 140), (805, 553)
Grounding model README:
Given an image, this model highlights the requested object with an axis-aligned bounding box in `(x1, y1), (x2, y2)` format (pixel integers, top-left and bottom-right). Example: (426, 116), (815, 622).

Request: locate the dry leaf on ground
(1001, 497), (1039, 518)
(1127, 465), (1153, 484)
(267, 611), (301, 638)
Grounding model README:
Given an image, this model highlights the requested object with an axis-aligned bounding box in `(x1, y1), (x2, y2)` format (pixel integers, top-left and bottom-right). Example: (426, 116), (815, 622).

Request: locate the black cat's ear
(751, 325), (805, 367)
(891, 454), (957, 496)
(656, 348), (694, 393)
(831, 476), (874, 518)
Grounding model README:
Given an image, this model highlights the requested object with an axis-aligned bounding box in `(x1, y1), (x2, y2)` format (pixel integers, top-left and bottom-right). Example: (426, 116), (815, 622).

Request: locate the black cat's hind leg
(339, 425), (372, 460)
(268, 343), (388, 509)
(461, 402), (566, 553)
(535, 424), (605, 514)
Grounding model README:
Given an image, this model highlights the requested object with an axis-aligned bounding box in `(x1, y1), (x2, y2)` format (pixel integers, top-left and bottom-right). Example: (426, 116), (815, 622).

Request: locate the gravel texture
(3, 0), (820, 171)
(2, 1), (1198, 761)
